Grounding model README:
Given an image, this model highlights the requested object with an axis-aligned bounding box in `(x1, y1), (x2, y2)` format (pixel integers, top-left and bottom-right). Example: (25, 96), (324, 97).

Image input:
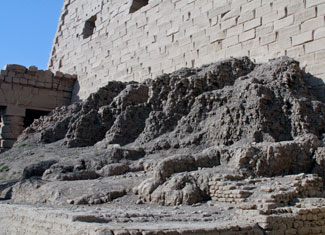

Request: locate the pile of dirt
(1, 56), (325, 208)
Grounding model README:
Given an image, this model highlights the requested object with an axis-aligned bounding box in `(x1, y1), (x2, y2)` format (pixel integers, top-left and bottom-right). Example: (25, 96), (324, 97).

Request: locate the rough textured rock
(312, 147), (325, 181)
(19, 57), (256, 149)
(3, 56), (325, 209)
(96, 163), (129, 177)
(22, 160), (58, 179)
(20, 81), (128, 147)
(230, 134), (321, 177)
(21, 57), (325, 154)
(40, 146), (145, 181)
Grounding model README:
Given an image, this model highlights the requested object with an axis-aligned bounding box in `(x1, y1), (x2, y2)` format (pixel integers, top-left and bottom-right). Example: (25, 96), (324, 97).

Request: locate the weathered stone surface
(0, 64), (76, 152)
(22, 160), (58, 179)
(96, 163), (129, 177)
(312, 147), (325, 180)
(2, 56), (325, 234)
(49, 0), (325, 100)
(21, 57), (256, 149)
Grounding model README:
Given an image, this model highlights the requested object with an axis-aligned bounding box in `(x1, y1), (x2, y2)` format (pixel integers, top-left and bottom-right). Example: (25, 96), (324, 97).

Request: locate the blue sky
(0, 1), (63, 70)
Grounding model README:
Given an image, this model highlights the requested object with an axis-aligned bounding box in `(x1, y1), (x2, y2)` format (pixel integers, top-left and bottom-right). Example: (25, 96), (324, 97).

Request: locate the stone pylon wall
(49, 0), (325, 100)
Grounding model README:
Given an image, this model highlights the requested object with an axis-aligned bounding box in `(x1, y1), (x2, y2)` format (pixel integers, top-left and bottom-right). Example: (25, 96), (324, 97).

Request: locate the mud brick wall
(209, 174), (323, 209)
(232, 174), (325, 235)
(263, 207), (325, 235)
(49, 0), (325, 100)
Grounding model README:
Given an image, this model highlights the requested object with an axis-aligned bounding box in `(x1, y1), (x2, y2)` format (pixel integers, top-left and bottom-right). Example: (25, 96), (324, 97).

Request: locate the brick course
(48, 0), (325, 100)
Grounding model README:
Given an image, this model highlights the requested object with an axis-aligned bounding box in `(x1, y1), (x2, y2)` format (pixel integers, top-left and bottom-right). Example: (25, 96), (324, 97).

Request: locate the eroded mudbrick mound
(23, 56), (325, 148)
(2, 56), (325, 234)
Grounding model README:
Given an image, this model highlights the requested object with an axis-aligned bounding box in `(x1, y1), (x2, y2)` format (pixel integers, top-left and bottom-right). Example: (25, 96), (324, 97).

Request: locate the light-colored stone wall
(49, 0), (325, 100)
(0, 64), (76, 151)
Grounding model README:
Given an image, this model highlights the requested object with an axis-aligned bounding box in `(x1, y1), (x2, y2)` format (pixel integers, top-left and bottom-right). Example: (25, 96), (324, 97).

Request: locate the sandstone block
(301, 16), (325, 32)
(306, 0), (324, 8)
(277, 7), (287, 20)
(244, 17), (262, 31)
(241, 0), (262, 12)
(274, 15), (294, 31)
(256, 3), (272, 17)
(292, 31), (313, 46)
(222, 35), (239, 48)
(318, 3), (325, 16)
(223, 8), (241, 21)
(305, 38), (325, 53)
(0, 70), (7, 76)
(260, 32), (277, 46)
(305, 62), (325, 75)
(263, 11), (278, 25)
(239, 29), (255, 42)
(208, 3), (231, 18)
(226, 24), (244, 37)
(315, 49), (325, 60)
(238, 10), (255, 24)
(221, 16), (238, 30)
(294, 7), (317, 24)
(273, 0), (290, 9)
(250, 45), (268, 57)
(28, 66), (38, 72)
(287, 2), (305, 15)
(286, 45), (304, 58)
(225, 44), (243, 57)
(210, 31), (226, 43)
(5, 106), (26, 117)
(314, 27), (325, 39)
(3, 64), (26, 72)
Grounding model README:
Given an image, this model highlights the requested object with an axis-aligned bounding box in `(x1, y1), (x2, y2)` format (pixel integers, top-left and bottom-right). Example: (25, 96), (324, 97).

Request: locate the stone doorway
(24, 109), (50, 128)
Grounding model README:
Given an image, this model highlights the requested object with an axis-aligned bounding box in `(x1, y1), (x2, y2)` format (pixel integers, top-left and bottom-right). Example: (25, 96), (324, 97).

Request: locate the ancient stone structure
(1, 56), (325, 234)
(1, 174), (325, 234)
(49, 0), (325, 100)
(2, 0), (325, 234)
(0, 65), (76, 152)
(3, 0), (325, 150)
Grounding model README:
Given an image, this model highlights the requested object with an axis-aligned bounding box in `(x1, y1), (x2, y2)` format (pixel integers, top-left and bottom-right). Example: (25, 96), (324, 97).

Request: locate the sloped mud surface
(1, 57), (325, 233)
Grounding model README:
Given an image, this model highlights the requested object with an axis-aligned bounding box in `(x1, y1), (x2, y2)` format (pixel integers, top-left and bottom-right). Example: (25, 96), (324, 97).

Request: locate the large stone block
(244, 17), (262, 31)
(260, 32), (277, 46)
(292, 31), (313, 46)
(5, 106), (26, 117)
(239, 29), (255, 42)
(294, 7), (317, 24)
(306, 0), (324, 8)
(314, 27), (325, 39)
(305, 38), (325, 53)
(274, 15), (294, 30)
(301, 16), (325, 32)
